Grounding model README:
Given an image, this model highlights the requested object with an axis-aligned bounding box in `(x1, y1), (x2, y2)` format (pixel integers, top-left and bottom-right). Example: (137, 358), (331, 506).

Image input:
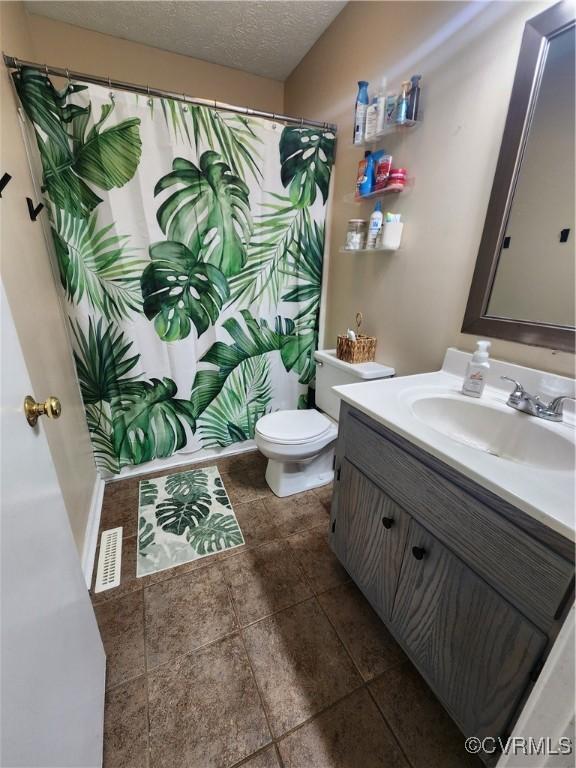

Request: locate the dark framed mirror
(462, 1), (575, 352)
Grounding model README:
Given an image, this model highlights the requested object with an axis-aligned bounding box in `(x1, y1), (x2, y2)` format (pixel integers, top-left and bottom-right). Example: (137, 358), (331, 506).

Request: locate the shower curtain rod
(3, 53), (338, 132)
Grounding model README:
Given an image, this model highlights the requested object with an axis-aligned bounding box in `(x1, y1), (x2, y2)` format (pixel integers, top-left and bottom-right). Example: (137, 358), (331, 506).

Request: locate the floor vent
(95, 527), (123, 592)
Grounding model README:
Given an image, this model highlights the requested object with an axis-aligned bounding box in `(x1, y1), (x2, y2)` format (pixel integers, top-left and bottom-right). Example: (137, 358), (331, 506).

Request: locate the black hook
(26, 197), (44, 222)
(0, 172), (12, 197)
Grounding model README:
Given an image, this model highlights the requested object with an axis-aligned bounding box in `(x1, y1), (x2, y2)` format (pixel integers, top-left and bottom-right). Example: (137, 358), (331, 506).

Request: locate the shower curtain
(14, 68), (335, 476)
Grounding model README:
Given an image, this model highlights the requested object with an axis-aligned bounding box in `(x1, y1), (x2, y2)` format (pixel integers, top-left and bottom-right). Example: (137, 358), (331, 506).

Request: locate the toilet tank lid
(314, 349), (395, 380)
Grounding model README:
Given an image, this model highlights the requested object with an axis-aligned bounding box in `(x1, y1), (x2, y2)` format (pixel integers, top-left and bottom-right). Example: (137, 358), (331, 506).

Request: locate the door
(391, 519), (547, 740)
(1, 285), (106, 767)
(331, 459), (410, 619)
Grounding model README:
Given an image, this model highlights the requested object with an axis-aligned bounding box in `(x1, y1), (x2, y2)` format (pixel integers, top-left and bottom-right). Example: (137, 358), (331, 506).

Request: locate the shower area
(10, 60), (336, 478)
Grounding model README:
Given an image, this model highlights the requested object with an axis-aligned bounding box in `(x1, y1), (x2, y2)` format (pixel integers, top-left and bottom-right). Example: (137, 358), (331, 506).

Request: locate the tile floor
(91, 449), (482, 768)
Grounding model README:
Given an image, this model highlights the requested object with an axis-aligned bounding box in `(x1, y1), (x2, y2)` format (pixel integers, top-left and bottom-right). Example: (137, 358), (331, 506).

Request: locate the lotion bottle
(366, 200), (383, 249)
(376, 77), (388, 134)
(364, 98), (379, 140)
(462, 340), (491, 398)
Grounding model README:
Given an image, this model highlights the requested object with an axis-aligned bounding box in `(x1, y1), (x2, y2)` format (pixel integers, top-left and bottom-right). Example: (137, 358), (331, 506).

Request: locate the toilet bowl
(255, 349), (395, 497)
(255, 409), (338, 497)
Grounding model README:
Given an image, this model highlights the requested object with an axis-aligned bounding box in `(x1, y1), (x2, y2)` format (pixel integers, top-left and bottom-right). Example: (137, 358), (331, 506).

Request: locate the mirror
(463, 1), (576, 352)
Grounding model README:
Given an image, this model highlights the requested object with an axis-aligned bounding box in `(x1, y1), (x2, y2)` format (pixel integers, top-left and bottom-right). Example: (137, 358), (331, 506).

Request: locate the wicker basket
(336, 333), (377, 363)
(336, 312), (376, 363)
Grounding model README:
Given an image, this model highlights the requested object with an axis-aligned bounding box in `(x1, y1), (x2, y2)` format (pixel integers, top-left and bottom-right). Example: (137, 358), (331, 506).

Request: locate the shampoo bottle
(462, 340), (491, 398)
(353, 81), (370, 145)
(358, 152), (375, 197)
(366, 200), (383, 249)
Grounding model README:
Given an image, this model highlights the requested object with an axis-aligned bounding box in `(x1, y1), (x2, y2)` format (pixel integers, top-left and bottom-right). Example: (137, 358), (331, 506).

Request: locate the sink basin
(408, 394), (575, 471)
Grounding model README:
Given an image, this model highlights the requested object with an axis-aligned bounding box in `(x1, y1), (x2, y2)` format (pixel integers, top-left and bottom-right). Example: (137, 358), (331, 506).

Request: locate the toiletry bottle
(462, 340), (491, 398)
(366, 200), (383, 249)
(364, 97), (379, 140)
(407, 74), (422, 122)
(376, 77), (388, 134)
(358, 152), (375, 197)
(355, 151), (371, 198)
(353, 81), (370, 145)
(385, 93), (397, 124)
(396, 81), (410, 125)
(374, 152), (393, 191)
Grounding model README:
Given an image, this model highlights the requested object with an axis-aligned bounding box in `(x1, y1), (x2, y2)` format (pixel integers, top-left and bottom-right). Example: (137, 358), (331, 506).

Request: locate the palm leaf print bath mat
(137, 466), (244, 577)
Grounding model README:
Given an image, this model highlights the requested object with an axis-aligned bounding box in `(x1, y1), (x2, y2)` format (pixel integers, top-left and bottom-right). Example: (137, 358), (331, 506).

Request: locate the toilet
(255, 349), (395, 497)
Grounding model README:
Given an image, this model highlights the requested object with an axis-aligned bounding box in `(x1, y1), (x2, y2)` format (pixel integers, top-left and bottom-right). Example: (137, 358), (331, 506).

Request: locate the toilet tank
(313, 349), (395, 421)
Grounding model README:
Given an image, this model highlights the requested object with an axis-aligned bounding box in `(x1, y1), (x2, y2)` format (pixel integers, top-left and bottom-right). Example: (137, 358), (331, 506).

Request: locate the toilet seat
(255, 409), (333, 445)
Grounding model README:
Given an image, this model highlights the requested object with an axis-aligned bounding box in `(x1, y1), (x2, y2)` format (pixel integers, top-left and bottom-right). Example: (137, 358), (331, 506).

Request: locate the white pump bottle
(462, 340), (491, 398)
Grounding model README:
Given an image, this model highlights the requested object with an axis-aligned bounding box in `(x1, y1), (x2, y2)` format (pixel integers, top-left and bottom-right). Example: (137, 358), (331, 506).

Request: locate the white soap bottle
(462, 340), (491, 398)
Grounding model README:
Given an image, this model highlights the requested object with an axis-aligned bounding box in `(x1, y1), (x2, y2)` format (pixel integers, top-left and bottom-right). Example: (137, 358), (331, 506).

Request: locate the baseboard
(106, 441), (258, 483)
(81, 476), (106, 589)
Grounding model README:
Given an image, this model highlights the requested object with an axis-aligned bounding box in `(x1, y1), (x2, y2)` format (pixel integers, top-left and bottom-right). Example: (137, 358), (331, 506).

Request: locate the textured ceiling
(25, 1), (347, 80)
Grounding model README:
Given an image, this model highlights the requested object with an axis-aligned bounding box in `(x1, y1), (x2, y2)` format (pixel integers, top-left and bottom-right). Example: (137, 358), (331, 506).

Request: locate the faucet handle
(500, 376), (526, 399)
(547, 395), (575, 417)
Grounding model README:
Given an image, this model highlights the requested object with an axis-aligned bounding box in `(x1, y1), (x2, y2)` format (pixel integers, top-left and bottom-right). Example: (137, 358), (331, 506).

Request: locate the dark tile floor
(92, 450), (482, 768)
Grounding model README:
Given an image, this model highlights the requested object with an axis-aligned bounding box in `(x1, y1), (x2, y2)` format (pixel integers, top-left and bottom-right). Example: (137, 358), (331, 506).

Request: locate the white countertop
(333, 348), (576, 542)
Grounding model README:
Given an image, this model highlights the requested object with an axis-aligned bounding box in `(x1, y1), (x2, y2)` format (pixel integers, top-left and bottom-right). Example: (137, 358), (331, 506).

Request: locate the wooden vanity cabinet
(334, 459), (409, 620)
(330, 403), (574, 753)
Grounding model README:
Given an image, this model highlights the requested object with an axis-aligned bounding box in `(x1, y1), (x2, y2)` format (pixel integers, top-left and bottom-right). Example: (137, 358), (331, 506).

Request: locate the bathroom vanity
(329, 350), (575, 763)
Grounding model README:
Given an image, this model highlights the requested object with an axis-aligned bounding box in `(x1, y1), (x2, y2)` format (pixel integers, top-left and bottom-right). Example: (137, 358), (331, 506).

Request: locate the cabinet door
(331, 459), (410, 620)
(391, 520), (547, 740)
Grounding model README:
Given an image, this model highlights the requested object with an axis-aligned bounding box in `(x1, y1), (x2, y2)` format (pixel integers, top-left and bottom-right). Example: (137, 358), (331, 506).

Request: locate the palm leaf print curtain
(14, 68), (335, 475)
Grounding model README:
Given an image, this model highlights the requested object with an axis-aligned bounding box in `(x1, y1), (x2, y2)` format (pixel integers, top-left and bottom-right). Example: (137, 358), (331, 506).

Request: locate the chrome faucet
(500, 377), (575, 422)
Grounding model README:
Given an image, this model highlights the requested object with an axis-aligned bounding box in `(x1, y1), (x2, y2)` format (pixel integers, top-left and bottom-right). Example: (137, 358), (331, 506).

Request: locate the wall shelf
(345, 179), (414, 204)
(340, 246), (399, 254)
(352, 119), (420, 148)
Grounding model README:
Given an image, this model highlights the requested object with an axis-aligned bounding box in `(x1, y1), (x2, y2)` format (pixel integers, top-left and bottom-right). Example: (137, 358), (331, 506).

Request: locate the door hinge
(335, 467), (341, 481)
(331, 519), (336, 533)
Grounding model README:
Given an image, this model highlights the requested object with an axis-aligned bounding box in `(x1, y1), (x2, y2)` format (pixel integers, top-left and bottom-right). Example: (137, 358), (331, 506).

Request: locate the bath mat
(137, 466), (244, 578)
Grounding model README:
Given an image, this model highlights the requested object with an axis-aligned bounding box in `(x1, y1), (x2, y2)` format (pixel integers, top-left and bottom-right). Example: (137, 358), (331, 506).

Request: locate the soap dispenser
(462, 340), (491, 398)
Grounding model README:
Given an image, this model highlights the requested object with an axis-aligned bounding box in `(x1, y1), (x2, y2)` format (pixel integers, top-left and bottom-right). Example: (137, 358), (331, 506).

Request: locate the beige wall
(285, 1), (575, 377)
(26, 14), (284, 112)
(0, 1), (97, 554)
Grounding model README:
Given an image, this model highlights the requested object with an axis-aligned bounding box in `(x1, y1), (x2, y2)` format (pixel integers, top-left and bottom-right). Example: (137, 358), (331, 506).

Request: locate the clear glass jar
(345, 219), (367, 250)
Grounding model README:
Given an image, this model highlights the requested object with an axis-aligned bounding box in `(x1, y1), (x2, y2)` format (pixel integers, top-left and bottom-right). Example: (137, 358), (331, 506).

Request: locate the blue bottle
(358, 152), (375, 197)
(353, 81), (370, 145)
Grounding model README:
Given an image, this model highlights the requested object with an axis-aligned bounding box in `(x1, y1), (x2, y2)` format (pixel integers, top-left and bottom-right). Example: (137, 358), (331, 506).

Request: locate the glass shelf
(352, 119), (420, 148)
(345, 178), (414, 204)
(339, 246), (400, 254)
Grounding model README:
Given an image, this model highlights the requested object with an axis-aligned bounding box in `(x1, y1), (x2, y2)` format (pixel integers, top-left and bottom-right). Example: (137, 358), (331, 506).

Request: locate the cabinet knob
(381, 517), (394, 529)
(412, 546), (426, 560)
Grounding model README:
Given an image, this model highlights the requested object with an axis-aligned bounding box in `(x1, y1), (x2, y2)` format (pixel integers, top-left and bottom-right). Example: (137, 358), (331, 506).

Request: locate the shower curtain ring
(65, 68), (71, 83)
(182, 93), (188, 112)
(13, 57), (19, 70)
(300, 117), (304, 128)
